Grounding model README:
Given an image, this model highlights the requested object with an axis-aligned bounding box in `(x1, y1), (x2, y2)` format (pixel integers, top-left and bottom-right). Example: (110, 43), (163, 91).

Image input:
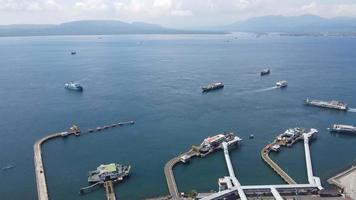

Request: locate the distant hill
(216, 15), (356, 33)
(0, 20), (224, 37)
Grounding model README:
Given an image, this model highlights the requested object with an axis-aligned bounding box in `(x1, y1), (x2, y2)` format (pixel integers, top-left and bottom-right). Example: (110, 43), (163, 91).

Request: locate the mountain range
(1, 15), (356, 37)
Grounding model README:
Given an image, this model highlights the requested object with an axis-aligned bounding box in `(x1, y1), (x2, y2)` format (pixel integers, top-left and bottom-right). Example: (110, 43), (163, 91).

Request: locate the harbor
(33, 120), (134, 200)
(164, 133), (242, 199)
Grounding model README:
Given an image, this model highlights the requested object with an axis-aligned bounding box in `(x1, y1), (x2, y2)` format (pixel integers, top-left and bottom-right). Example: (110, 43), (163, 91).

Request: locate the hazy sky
(1, 0), (356, 27)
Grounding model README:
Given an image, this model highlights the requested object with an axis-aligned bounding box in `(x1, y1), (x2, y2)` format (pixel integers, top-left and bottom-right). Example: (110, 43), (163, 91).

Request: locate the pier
(261, 145), (297, 184)
(164, 150), (198, 199)
(201, 128), (322, 200)
(33, 121), (134, 200)
(104, 181), (116, 200)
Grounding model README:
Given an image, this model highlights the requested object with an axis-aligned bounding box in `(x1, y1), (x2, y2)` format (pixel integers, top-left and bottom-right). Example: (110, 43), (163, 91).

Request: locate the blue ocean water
(0, 34), (355, 200)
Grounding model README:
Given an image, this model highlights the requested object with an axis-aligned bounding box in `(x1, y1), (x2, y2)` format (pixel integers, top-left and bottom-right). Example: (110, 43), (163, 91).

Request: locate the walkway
(104, 181), (116, 200)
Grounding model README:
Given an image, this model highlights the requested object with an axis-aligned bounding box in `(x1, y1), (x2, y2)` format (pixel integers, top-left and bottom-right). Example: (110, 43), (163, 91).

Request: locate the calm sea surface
(0, 34), (355, 200)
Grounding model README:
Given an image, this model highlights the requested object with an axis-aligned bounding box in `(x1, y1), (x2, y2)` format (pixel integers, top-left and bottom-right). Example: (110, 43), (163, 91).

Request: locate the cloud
(0, 0), (61, 12)
(1, 0), (356, 26)
(171, 9), (192, 16)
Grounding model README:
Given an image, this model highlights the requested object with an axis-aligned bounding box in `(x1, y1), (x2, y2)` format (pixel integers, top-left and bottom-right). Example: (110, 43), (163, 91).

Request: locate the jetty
(104, 181), (116, 200)
(33, 121), (134, 200)
(164, 133), (241, 199)
(200, 128), (322, 200)
(261, 146), (296, 184)
(164, 150), (198, 199)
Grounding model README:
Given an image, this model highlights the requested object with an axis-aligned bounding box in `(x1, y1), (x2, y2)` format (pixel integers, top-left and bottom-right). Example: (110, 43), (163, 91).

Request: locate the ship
(260, 69), (270, 76)
(88, 163), (131, 184)
(276, 80), (287, 88)
(198, 132), (242, 156)
(329, 124), (356, 134)
(65, 81), (83, 91)
(71, 51), (77, 55)
(202, 82), (224, 92)
(304, 98), (348, 111)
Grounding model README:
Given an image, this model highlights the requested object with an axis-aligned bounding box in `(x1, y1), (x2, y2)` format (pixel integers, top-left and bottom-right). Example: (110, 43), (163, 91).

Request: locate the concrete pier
(222, 142), (247, 200)
(33, 121), (134, 200)
(261, 145), (297, 184)
(104, 181), (116, 200)
(34, 133), (62, 200)
(164, 149), (199, 199)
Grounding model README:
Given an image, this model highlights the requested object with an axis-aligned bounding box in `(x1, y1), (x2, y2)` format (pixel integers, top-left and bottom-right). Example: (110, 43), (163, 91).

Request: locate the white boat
(65, 81), (83, 91)
(276, 80), (287, 88)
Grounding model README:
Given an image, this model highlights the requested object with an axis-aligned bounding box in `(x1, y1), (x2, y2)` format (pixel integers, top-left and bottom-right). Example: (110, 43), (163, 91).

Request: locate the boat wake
(250, 86), (277, 93)
(348, 108), (356, 112)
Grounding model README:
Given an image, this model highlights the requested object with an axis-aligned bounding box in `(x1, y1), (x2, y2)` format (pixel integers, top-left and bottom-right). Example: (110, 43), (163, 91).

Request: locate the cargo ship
(304, 98), (348, 111)
(202, 82), (224, 92)
(276, 80), (287, 88)
(88, 163), (131, 184)
(65, 81), (83, 91)
(329, 124), (356, 134)
(260, 69), (270, 76)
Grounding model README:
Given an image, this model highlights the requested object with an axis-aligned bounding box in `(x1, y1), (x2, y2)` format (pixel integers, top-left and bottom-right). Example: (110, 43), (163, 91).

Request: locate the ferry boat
(276, 80), (287, 88)
(260, 69), (270, 76)
(329, 124), (356, 134)
(65, 81), (83, 91)
(202, 82), (224, 92)
(198, 132), (242, 156)
(88, 163), (130, 184)
(304, 98), (348, 111)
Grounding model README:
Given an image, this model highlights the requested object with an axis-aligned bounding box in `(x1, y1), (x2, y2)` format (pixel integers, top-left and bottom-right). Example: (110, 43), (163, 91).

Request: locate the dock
(34, 133), (62, 200)
(201, 128), (322, 200)
(164, 150), (197, 199)
(261, 145), (297, 184)
(33, 121), (134, 200)
(104, 181), (116, 200)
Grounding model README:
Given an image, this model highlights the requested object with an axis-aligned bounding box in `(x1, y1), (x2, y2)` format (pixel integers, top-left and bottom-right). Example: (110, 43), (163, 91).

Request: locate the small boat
(249, 134), (254, 139)
(65, 81), (83, 91)
(202, 82), (224, 92)
(276, 80), (287, 88)
(260, 69), (270, 76)
(71, 51), (77, 55)
(2, 165), (14, 171)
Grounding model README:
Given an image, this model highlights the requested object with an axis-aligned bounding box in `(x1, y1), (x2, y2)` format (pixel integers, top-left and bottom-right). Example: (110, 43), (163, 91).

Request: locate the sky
(1, 0), (356, 27)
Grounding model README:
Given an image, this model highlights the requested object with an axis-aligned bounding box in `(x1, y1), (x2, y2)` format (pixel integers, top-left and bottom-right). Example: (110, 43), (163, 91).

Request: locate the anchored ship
(276, 80), (287, 88)
(88, 163), (131, 184)
(304, 98), (348, 111)
(202, 82), (224, 92)
(329, 124), (356, 134)
(65, 81), (83, 91)
(260, 69), (270, 76)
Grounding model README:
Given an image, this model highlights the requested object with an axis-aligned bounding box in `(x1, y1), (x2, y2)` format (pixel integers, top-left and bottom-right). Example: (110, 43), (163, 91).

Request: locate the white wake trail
(348, 108), (356, 112)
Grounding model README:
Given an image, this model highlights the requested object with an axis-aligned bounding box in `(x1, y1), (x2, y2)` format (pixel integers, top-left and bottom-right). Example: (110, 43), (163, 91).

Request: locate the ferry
(276, 80), (287, 88)
(260, 69), (270, 76)
(198, 132), (242, 156)
(65, 81), (83, 91)
(329, 124), (356, 134)
(88, 163), (130, 184)
(202, 82), (224, 92)
(304, 98), (348, 111)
